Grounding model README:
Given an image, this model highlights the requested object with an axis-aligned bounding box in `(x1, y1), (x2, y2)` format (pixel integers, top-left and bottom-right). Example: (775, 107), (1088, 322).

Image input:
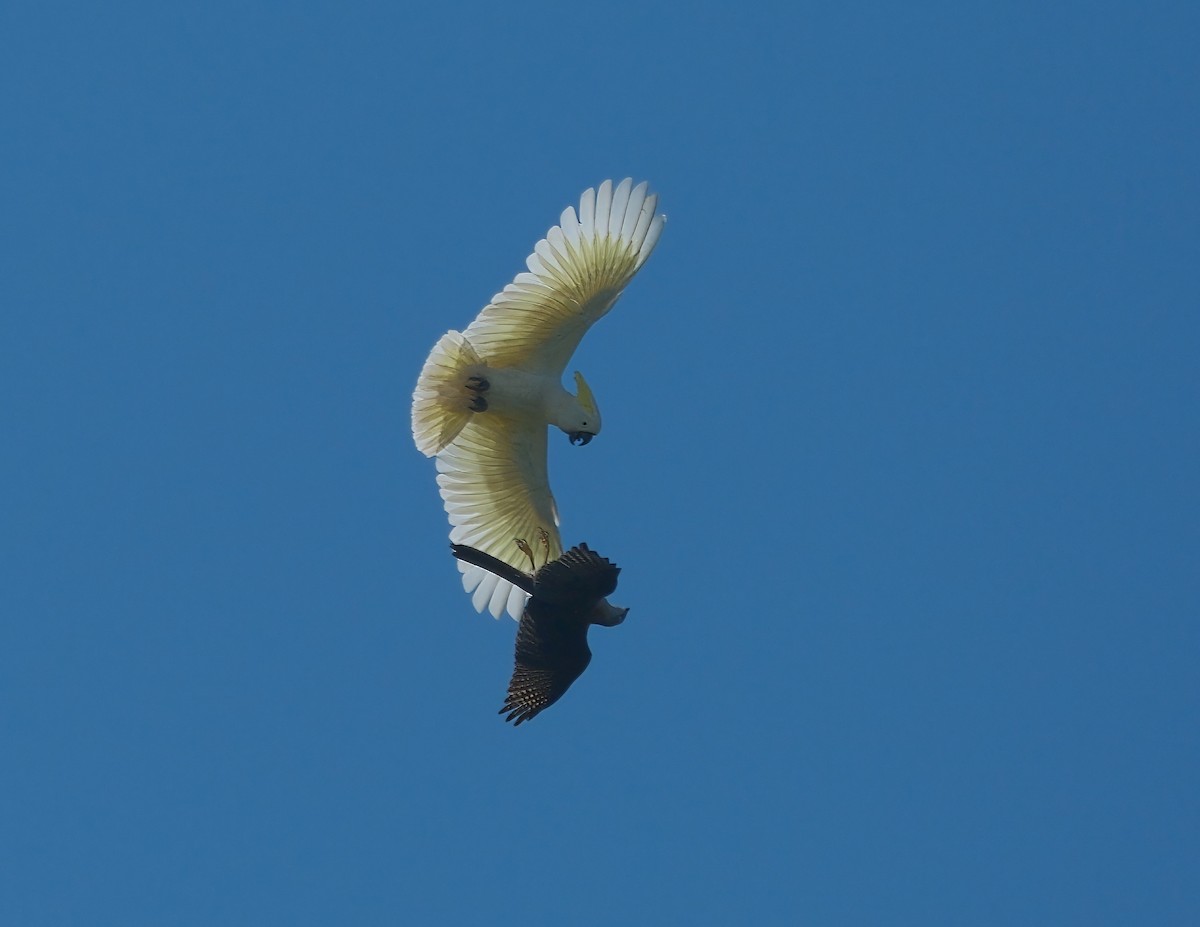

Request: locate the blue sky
(2, 2), (1197, 924)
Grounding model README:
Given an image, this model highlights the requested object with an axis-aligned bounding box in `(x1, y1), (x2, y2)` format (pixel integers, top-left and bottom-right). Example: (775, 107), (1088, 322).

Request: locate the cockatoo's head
(566, 371), (602, 446)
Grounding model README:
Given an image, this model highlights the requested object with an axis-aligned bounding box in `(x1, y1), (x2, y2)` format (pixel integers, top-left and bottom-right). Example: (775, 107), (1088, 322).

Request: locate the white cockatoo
(412, 178), (665, 619)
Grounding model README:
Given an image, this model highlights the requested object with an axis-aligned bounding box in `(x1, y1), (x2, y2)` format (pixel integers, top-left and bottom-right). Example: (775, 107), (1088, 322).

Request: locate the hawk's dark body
(450, 543), (627, 725)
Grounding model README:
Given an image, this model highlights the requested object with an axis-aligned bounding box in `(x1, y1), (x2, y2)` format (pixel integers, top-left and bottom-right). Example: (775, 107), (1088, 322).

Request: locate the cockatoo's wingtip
(458, 559), (529, 621)
(458, 179), (664, 373)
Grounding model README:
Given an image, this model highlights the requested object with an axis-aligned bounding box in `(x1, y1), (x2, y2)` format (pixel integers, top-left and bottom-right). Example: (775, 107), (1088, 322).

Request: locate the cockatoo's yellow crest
(574, 371), (598, 418)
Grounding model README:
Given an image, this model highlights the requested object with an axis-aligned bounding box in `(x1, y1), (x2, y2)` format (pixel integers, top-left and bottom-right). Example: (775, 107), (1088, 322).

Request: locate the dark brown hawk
(450, 542), (628, 725)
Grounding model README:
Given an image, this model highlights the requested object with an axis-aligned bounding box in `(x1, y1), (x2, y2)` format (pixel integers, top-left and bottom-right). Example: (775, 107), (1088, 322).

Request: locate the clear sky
(3, 2), (1197, 924)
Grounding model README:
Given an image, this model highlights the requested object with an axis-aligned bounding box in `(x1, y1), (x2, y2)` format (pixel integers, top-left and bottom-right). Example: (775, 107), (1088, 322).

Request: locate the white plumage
(412, 179), (665, 618)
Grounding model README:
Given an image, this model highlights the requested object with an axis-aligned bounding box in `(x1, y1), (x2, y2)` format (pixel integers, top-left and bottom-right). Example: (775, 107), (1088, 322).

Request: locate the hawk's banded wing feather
(461, 179), (665, 375)
(436, 414), (563, 618)
(501, 609), (592, 726)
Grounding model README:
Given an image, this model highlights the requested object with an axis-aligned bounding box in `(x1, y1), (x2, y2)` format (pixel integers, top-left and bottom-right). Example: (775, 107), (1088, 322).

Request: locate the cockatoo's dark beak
(568, 432), (594, 446)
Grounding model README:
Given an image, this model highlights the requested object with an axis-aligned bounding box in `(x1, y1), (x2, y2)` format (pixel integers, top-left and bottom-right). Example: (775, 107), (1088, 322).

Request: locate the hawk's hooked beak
(569, 432), (594, 446)
(592, 600), (628, 627)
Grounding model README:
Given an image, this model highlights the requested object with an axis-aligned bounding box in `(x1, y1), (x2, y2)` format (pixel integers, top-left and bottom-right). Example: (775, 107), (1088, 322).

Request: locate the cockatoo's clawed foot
(515, 538), (537, 573)
(469, 395), (489, 412)
(465, 376), (490, 393)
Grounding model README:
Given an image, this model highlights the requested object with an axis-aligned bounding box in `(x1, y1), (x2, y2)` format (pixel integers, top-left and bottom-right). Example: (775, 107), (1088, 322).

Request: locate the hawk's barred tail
(411, 330), (483, 456)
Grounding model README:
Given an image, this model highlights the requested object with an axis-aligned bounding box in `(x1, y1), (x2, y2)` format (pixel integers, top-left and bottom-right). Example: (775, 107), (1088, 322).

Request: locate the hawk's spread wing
(461, 179), (665, 376)
(436, 414), (563, 618)
(501, 609), (592, 726)
(533, 543), (620, 607)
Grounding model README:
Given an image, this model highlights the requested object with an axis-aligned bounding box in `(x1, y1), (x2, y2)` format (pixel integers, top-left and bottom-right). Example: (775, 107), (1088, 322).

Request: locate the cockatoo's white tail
(411, 330), (483, 457)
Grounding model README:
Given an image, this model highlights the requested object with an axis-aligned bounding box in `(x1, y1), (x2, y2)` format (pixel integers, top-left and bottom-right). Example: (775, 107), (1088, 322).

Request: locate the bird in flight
(412, 179), (665, 619)
(451, 538), (628, 725)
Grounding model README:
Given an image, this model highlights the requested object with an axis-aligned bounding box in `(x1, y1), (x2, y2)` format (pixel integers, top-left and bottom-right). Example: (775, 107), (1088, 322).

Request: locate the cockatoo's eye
(569, 432), (594, 446)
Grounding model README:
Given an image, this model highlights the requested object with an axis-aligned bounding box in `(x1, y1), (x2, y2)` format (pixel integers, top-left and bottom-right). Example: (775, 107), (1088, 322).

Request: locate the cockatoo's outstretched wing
(436, 414), (564, 618)
(461, 178), (666, 376)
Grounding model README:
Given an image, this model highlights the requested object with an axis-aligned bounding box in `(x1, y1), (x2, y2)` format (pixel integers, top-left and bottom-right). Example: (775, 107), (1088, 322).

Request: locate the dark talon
(469, 395), (488, 412)
(465, 376), (490, 393)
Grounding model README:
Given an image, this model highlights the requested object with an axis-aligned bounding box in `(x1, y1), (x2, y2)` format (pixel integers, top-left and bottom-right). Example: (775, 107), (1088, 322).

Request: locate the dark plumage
(450, 542), (628, 725)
